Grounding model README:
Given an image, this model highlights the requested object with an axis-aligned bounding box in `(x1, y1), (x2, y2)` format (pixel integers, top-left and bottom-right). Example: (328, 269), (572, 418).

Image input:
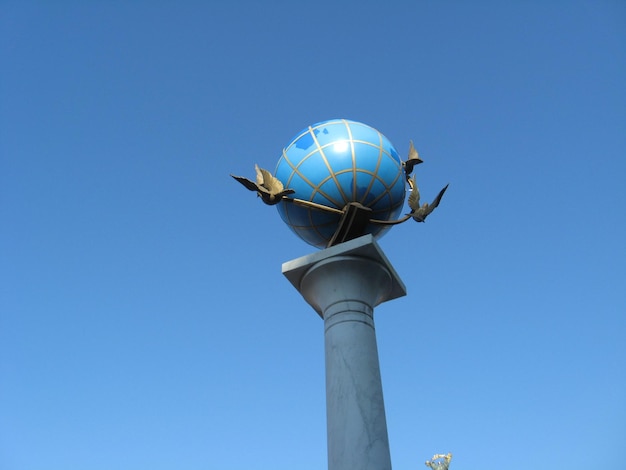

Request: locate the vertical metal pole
(283, 236), (406, 470)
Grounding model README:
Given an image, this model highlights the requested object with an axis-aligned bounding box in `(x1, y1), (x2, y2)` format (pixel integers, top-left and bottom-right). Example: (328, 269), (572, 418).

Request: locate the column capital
(282, 235), (406, 318)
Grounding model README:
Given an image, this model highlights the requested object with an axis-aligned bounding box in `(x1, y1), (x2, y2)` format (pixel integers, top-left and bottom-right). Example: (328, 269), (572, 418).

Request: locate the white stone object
(283, 235), (406, 470)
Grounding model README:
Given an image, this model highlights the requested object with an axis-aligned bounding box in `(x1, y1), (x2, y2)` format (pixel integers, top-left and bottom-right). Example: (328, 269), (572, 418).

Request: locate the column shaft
(282, 236), (407, 470)
(300, 256), (392, 470)
(324, 299), (391, 470)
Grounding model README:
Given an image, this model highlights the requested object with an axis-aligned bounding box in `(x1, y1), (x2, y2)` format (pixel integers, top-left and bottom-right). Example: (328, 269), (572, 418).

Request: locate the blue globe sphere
(275, 119), (406, 248)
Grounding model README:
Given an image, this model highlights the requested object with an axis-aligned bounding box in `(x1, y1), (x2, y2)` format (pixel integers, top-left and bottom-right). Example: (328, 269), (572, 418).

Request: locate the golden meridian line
(310, 124), (350, 205)
(280, 137), (342, 245)
(281, 146), (343, 208)
(309, 139), (393, 204)
(285, 128), (312, 151)
(385, 149), (405, 187)
(282, 121), (404, 230)
(311, 173), (344, 208)
(306, 127), (403, 209)
(334, 167), (379, 202)
(374, 158), (406, 220)
(312, 221), (328, 246)
(300, 162), (344, 208)
(314, 138), (397, 204)
(286, 119), (345, 150)
(281, 148), (317, 193)
(368, 173), (400, 207)
(358, 130), (385, 205)
(284, 128), (402, 189)
(319, 139), (388, 152)
(319, 121), (405, 221)
(310, 125), (350, 205)
(359, 133), (403, 209)
(308, 196), (328, 245)
(341, 119), (357, 201)
(333, 167), (379, 177)
(287, 122), (392, 159)
(367, 156), (404, 209)
(282, 120), (346, 245)
(286, 126), (349, 208)
(276, 150), (303, 231)
(284, 121), (343, 245)
(303, 125), (344, 243)
(279, 148), (340, 234)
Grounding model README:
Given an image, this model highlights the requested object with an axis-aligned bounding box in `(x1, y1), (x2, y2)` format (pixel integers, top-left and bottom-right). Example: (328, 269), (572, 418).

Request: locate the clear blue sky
(1, 1), (625, 469)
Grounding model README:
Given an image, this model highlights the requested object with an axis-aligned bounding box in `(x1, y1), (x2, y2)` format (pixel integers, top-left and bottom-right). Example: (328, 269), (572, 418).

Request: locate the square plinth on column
(282, 234), (407, 312)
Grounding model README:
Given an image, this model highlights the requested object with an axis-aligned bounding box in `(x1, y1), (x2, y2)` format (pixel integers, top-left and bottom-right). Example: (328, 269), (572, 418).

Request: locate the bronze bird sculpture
(231, 164), (295, 205)
(407, 175), (449, 222)
(403, 140), (424, 178)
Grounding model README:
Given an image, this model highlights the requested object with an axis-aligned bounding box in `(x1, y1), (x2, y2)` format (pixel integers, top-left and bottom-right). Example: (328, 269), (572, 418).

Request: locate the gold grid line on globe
(357, 128), (385, 206)
(342, 119), (358, 201)
(279, 139), (398, 209)
(276, 119), (407, 245)
(309, 167), (398, 209)
(280, 148), (344, 208)
(310, 126), (351, 205)
(283, 139), (400, 208)
(280, 126), (404, 209)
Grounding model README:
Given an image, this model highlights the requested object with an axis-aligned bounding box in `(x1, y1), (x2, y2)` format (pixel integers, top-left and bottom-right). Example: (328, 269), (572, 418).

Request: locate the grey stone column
(283, 235), (406, 470)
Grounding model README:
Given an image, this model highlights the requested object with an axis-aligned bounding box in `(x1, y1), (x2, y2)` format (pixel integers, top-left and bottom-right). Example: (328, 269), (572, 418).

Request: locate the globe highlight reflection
(275, 119), (406, 248)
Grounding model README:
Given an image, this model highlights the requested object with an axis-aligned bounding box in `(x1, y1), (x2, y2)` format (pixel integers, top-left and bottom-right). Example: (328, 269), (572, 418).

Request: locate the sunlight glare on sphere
(275, 119), (406, 248)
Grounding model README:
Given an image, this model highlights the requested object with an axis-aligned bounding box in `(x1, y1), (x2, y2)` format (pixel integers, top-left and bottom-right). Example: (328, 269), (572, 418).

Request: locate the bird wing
(407, 140), (419, 162)
(254, 164), (264, 186)
(407, 176), (421, 211)
(404, 140), (424, 175)
(231, 174), (260, 192)
(258, 167), (285, 193)
(428, 184), (449, 211)
(421, 183), (449, 218)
